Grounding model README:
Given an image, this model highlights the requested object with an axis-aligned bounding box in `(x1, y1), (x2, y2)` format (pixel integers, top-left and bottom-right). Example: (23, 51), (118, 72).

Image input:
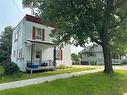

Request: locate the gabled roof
(79, 46), (91, 54)
(25, 14), (60, 28)
(79, 44), (103, 54)
(14, 14), (60, 30)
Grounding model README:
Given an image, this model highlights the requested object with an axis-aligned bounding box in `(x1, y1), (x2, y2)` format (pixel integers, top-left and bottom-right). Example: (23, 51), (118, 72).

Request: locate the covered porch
(25, 40), (56, 74)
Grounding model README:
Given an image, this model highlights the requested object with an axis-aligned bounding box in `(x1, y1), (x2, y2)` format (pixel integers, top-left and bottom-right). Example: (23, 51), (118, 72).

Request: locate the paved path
(0, 69), (102, 91)
(72, 65), (102, 69)
(113, 65), (127, 70)
(73, 65), (127, 70)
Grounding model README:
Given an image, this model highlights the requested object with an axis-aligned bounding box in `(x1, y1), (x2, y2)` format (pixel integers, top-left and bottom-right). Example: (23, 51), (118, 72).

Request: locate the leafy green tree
(23, 0), (127, 73)
(71, 53), (80, 65)
(0, 26), (13, 62)
(87, 47), (94, 57)
(110, 23), (127, 55)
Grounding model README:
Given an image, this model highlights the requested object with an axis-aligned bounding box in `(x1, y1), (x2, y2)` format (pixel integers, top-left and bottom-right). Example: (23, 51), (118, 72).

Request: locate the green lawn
(0, 67), (94, 83)
(0, 70), (127, 95)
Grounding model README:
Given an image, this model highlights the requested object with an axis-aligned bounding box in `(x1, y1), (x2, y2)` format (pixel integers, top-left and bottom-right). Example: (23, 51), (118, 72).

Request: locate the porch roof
(26, 39), (54, 46)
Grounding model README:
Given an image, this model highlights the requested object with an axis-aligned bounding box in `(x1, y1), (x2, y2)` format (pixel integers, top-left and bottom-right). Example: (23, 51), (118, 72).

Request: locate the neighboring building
(80, 44), (125, 65)
(11, 14), (72, 71)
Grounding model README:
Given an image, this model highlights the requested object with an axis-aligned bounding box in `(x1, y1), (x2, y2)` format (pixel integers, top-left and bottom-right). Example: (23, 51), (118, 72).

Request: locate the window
(56, 49), (63, 60)
(32, 27), (45, 40)
(14, 26), (20, 42)
(17, 49), (18, 59)
(19, 48), (22, 58)
(14, 50), (15, 57)
(17, 48), (23, 59)
(14, 32), (18, 42)
(36, 51), (41, 58)
(56, 50), (60, 60)
(35, 28), (42, 40)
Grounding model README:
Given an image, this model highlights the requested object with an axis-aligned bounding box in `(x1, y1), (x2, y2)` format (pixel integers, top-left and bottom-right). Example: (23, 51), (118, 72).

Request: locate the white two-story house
(11, 14), (72, 71)
(80, 44), (125, 65)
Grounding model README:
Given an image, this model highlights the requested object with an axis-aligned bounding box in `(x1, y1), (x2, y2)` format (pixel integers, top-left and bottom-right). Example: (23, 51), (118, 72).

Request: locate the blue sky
(0, 0), (31, 32)
(0, 0), (84, 53)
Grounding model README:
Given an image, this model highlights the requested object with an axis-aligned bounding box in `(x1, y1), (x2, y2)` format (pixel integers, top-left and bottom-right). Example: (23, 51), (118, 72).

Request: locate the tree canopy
(23, 0), (127, 73)
(0, 26), (13, 63)
(71, 53), (80, 64)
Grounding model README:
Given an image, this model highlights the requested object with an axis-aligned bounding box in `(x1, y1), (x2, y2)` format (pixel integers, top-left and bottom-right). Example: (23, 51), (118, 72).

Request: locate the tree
(0, 26), (13, 63)
(110, 23), (127, 55)
(71, 53), (80, 65)
(23, 0), (127, 73)
(86, 47), (94, 57)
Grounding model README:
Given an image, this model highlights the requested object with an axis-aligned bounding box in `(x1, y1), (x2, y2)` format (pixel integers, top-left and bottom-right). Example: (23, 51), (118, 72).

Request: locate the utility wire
(12, 0), (24, 16)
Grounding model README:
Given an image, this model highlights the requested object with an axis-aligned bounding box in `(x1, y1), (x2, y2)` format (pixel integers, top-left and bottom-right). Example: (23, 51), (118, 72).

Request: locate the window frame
(14, 31), (18, 42)
(35, 28), (42, 40)
(56, 50), (60, 60)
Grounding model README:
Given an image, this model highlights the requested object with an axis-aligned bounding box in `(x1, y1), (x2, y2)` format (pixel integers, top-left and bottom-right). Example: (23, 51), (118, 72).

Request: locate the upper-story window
(14, 31), (19, 42)
(35, 28), (42, 40)
(14, 26), (20, 42)
(32, 26), (45, 41)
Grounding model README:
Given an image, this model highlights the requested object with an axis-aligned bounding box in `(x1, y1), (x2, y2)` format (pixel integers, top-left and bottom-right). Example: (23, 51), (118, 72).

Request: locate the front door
(36, 51), (42, 64)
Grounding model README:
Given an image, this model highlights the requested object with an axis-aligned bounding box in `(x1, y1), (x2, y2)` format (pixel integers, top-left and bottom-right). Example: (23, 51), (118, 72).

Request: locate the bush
(57, 65), (66, 69)
(0, 66), (4, 74)
(0, 59), (10, 66)
(3, 62), (20, 75)
(0, 57), (10, 63)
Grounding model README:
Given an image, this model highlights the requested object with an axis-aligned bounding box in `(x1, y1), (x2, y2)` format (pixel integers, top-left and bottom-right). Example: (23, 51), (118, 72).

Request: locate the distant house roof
(25, 14), (60, 28)
(79, 44), (103, 54)
(79, 46), (91, 54)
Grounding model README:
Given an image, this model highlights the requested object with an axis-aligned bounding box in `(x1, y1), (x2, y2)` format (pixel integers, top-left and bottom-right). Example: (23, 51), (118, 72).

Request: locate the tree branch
(91, 37), (102, 45)
(108, 17), (127, 30)
(114, 0), (127, 9)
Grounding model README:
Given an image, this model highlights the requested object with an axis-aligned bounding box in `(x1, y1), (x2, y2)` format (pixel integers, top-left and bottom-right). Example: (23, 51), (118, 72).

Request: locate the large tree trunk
(102, 44), (113, 73)
(102, 32), (113, 73)
(100, 0), (114, 73)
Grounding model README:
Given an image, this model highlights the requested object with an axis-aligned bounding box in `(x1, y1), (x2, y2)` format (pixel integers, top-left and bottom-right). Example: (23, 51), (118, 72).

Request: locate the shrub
(0, 66), (4, 74)
(3, 62), (20, 75)
(71, 53), (80, 65)
(0, 59), (10, 66)
(57, 64), (66, 69)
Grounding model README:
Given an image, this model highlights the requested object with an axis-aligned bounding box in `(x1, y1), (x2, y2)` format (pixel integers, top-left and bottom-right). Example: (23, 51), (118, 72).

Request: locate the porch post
(53, 47), (56, 66)
(31, 44), (34, 74)
(31, 44), (33, 64)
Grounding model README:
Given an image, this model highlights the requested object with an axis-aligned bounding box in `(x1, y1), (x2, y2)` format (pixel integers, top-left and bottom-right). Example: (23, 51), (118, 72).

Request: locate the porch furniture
(26, 60), (56, 74)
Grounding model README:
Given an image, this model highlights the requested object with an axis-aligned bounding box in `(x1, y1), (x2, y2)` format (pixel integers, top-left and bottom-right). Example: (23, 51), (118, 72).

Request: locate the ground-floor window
(56, 49), (63, 60)
(56, 50), (60, 60)
(13, 50), (15, 57)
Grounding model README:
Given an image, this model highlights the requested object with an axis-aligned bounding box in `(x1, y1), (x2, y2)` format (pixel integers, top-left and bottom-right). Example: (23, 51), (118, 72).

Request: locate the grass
(0, 66), (94, 83)
(0, 70), (127, 95)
